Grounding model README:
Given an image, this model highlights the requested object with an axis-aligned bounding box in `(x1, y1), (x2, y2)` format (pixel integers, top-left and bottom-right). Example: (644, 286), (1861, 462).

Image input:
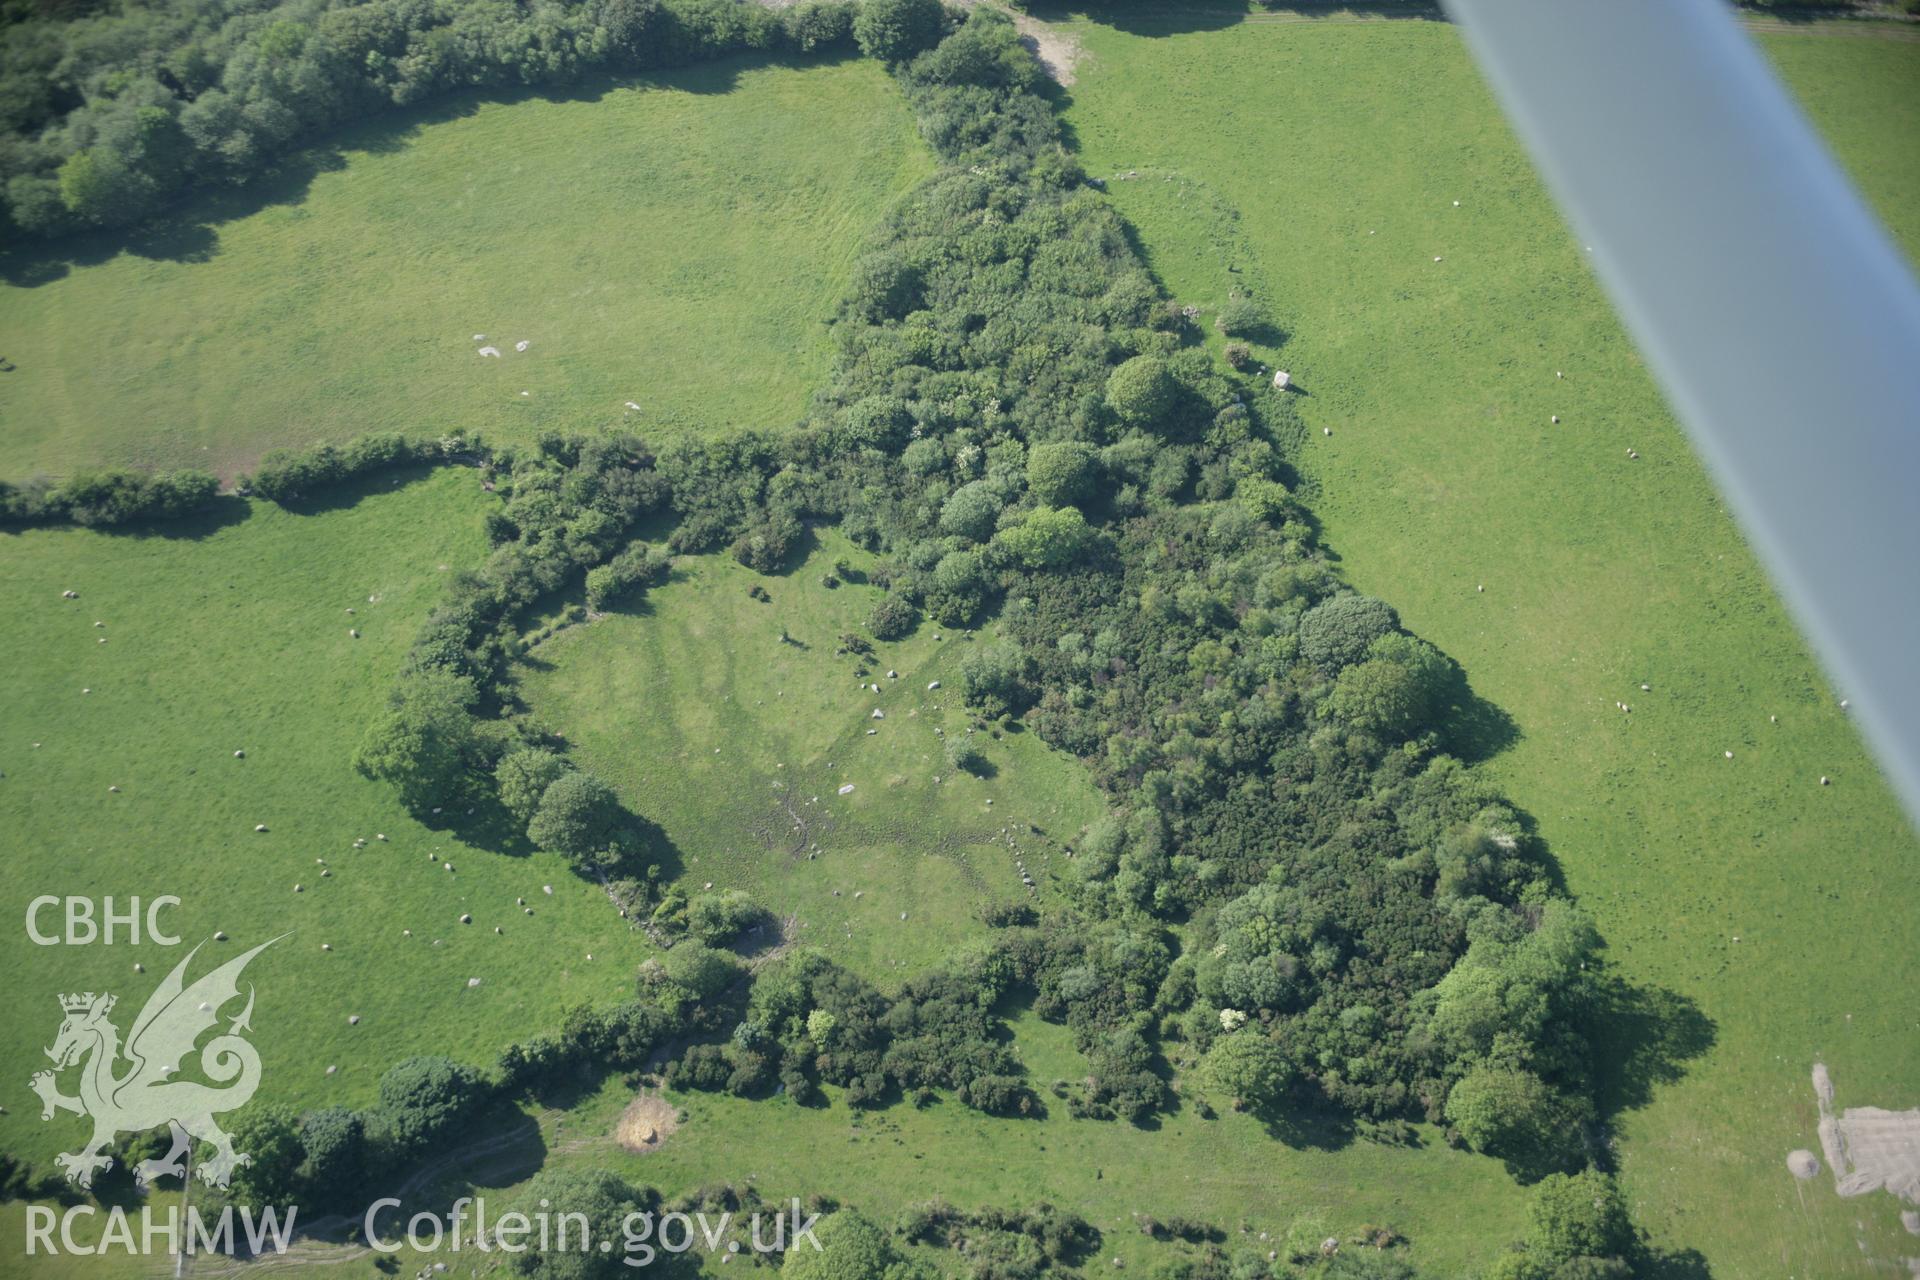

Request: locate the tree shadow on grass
(1022, 0), (1444, 39)
(1258, 1093), (1356, 1152)
(373, 1103), (550, 1224)
(1438, 662), (1522, 765)
(0, 493), (253, 542)
(1586, 976), (1717, 1124)
(263, 460), (469, 516)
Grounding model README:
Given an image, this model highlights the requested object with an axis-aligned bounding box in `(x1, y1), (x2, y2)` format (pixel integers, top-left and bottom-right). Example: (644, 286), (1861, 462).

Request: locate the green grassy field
(526, 1005), (1527, 1279)
(0, 54), (931, 480)
(1056, 12), (1920, 1277)
(519, 530), (1109, 986)
(0, 471), (649, 1168)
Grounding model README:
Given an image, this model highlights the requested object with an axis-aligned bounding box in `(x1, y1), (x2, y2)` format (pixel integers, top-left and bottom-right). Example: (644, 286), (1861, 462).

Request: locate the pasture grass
(520, 1004), (1527, 1280)
(0, 470), (644, 1170)
(518, 529), (1109, 987)
(0, 54), (931, 480)
(1056, 14), (1920, 1277)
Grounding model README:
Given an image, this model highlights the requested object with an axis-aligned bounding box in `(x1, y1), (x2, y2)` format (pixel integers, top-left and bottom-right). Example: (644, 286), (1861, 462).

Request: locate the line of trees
(0, 467), (218, 526)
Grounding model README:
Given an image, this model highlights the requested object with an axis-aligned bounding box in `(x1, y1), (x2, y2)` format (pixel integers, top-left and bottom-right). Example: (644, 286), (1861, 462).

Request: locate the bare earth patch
(948, 1), (1083, 85)
(1010, 11), (1085, 86)
(616, 1093), (681, 1154)
(1804, 1063), (1920, 1275)
(1811, 1062), (1920, 1204)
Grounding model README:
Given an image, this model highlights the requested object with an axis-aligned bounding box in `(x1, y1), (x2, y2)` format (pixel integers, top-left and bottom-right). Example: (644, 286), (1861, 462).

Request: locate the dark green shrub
(868, 593), (919, 640)
(1215, 295), (1269, 337)
(853, 0), (945, 62)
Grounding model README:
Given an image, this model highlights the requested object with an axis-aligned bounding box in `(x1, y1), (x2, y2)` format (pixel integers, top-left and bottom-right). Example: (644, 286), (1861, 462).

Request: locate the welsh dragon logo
(29, 937), (278, 1190)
